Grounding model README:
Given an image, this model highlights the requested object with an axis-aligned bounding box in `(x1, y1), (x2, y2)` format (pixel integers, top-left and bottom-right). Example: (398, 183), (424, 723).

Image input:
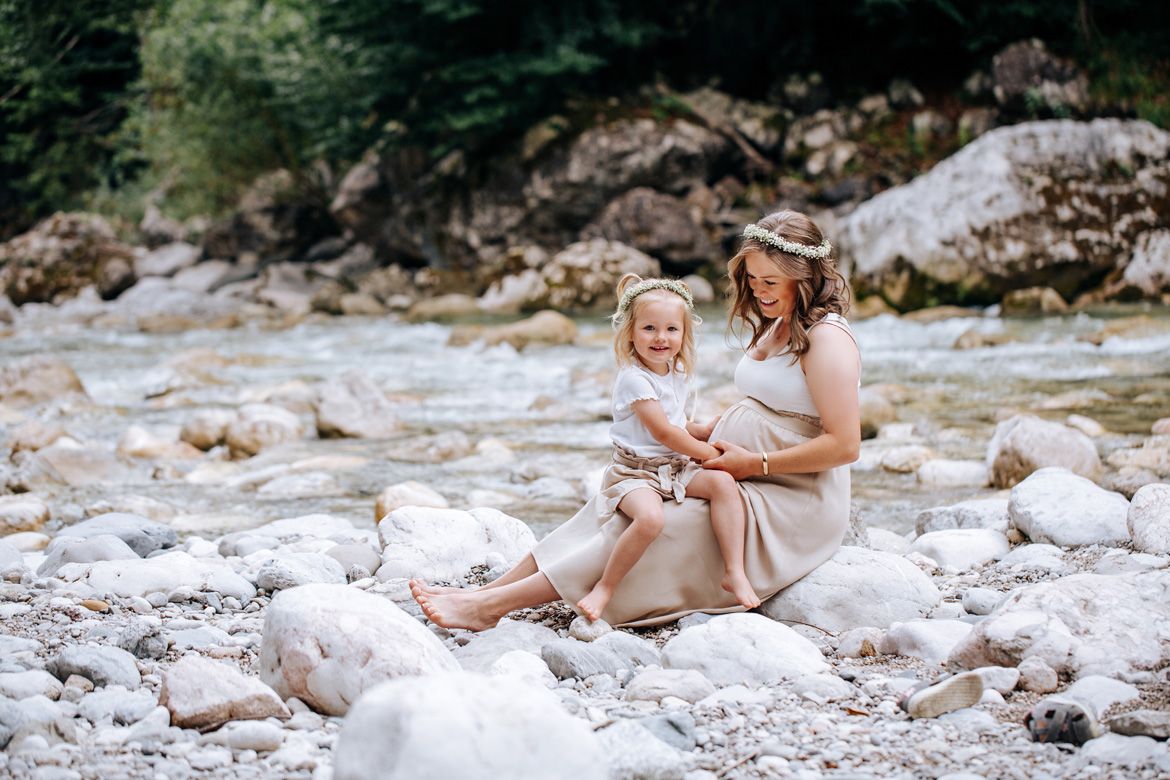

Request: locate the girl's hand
(702, 440), (761, 479)
(690, 415), (721, 442)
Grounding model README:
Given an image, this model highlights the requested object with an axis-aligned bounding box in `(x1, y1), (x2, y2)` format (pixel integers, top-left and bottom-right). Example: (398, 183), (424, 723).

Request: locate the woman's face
(743, 251), (799, 320)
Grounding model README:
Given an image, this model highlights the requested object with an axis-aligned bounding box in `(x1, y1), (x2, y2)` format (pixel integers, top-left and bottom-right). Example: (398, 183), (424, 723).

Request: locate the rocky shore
(2, 296), (1169, 778)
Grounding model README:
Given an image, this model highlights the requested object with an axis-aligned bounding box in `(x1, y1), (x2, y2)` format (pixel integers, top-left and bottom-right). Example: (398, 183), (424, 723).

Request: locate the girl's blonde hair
(612, 273), (701, 375)
(727, 210), (851, 361)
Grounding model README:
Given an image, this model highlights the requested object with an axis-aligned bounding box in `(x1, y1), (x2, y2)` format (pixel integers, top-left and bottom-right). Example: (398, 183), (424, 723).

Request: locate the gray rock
(568, 616), (613, 642)
(1107, 709), (1170, 739)
(1128, 483), (1170, 555)
(56, 513), (177, 557)
(36, 534), (139, 577)
(760, 546), (940, 631)
(962, 587), (1007, 616)
(626, 669), (715, 704)
(598, 719), (692, 780)
(1009, 468), (1129, 547)
(541, 638), (620, 680)
(256, 552), (347, 591)
(661, 614), (827, 686)
(916, 497), (1009, 535)
(77, 686), (157, 725)
(637, 711), (697, 752)
(593, 631), (661, 670)
(332, 672), (606, 780)
(46, 646), (140, 690)
(454, 619), (560, 673)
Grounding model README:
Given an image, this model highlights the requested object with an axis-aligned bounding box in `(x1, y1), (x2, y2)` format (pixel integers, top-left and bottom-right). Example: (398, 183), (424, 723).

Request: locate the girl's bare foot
(412, 591), (500, 632)
(722, 571), (761, 609)
(576, 584), (613, 622)
(408, 578), (466, 597)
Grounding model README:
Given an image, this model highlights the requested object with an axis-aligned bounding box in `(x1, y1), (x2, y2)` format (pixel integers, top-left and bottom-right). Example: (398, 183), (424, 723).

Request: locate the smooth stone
(200, 720), (285, 752)
(1128, 483), (1170, 555)
(325, 544), (382, 577)
(332, 672), (606, 780)
(258, 584), (459, 716)
(986, 414), (1101, 488)
(55, 513), (177, 556)
(865, 528), (910, 554)
(598, 719), (692, 779)
(1107, 709), (1170, 739)
(760, 546), (940, 631)
(314, 371), (403, 439)
(1063, 675), (1140, 715)
(453, 619), (560, 673)
(0, 671), (63, 701)
(1079, 733), (1168, 767)
(377, 506), (535, 582)
(879, 619), (973, 665)
(937, 708), (998, 733)
(541, 639), (620, 680)
(0, 540), (23, 576)
(168, 626), (231, 650)
(36, 535), (139, 577)
(487, 650), (557, 689)
(255, 552), (347, 590)
(77, 686), (157, 725)
(973, 666), (1020, 694)
(636, 710), (697, 751)
(661, 614), (828, 686)
(625, 669), (716, 704)
(568, 616), (613, 642)
(1009, 468), (1130, 547)
(916, 497), (1009, 535)
(908, 528), (1010, 570)
(994, 543), (1069, 574)
(916, 459), (990, 488)
(791, 673), (855, 702)
(836, 627), (883, 658)
(1017, 656), (1059, 693)
(1, 531), (50, 552)
(160, 655), (289, 730)
(0, 495), (50, 534)
(962, 587), (1007, 616)
(84, 551), (256, 601)
(46, 646), (140, 690)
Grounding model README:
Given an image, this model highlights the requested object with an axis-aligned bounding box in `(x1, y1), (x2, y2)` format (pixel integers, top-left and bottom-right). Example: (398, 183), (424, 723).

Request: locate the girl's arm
(704, 325), (861, 479)
(632, 399), (720, 461)
(686, 415), (720, 442)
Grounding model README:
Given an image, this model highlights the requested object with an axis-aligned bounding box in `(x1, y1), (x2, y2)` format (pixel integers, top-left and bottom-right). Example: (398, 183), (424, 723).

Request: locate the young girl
(577, 274), (761, 622)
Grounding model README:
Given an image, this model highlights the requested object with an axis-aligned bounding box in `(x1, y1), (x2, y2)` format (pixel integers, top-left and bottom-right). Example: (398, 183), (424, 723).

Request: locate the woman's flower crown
(742, 224), (832, 260)
(615, 278), (694, 319)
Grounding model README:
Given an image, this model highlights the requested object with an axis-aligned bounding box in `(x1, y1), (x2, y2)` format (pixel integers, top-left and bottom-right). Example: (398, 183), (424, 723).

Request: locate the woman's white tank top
(733, 314), (856, 417)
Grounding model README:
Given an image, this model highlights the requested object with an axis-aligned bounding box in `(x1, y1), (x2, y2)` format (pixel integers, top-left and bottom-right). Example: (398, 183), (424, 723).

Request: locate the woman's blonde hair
(612, 273), (701, 375)
(727, 210), (851, 361)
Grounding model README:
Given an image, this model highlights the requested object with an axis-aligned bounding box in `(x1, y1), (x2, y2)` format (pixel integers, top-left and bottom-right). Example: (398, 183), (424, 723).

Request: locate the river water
(4, 302), (1169, 539)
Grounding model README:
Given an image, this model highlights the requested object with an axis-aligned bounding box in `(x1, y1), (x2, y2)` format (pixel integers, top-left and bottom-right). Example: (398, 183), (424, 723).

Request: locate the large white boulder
(661, 614), (827, 686)
(377, 507), (536, 582)
(258, 584), (458, 715)
(82, 551), (256, 601)
(160, 655), (289, 730)
(949, 570), (1170, 680)
(255, 552), (347, 591)
(759, 546), (940, 631)
(374, 481), (448, 521)
(36, 534), (138, 577)
(908, 529), (1010, 570)
(880, 619), (974, 665)
(1009, 468), (1130, 547)
(1128, 483), (1170, 555)
(986, 414), (1101, 488)
(332, 673), (606, 780)
(56, 512), (177, 556)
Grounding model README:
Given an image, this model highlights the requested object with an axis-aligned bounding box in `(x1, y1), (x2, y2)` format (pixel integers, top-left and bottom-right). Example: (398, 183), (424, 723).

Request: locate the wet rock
(377, 506), (536, 582)
(256, 552), (347, 591)
(224, 403), (305, 458)
(987, 415), (1101, 488)
(0, 495), (49, 534)
(839, 120), (1169, 309)
(661, 614), (827, 686)
(47, 646), (140, 690)
(626, 669), (715, 704)
(314, 371), (402, 439)
(1128, 483), (1170, 555)
(948, 570), (1170, 679)
(916, 497), (1009, 535)
(448, 310), (577, 350)
(374, 481), (448, 521)
(1001, 286), (1068, 315)
(135, 242), (201, 278)
(85, 551), (256, 601)
(0, 356), (87, 407)
(259, 584), (458, 716)
(760, 546), (940, 631)
(37, 534), (139, 577)
(1009, 468), (1129, 547)
(177, 409), (237, 451)
(908, 529), (1010, 570)
(452, 619), (559, 673)
(332, 673), (605, 780)
(56, 512), (177, 557)
(160, 655), (289, 730)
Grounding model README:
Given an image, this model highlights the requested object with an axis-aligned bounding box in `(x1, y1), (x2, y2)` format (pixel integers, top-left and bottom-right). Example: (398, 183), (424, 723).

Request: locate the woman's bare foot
(722, 571), (761, 609)
(408, 578), (466, 597)
(412, 590), (501, 632)
(576, 583), (613, 622)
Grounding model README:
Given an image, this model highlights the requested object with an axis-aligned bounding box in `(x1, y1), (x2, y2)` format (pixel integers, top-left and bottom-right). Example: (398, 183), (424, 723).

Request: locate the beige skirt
(531, 398), (850, 627)
(598, 446), (702, 515)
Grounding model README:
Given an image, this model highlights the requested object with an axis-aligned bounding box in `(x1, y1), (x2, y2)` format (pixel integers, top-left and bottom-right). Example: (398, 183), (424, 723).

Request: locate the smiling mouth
(758, 298), (777, 306)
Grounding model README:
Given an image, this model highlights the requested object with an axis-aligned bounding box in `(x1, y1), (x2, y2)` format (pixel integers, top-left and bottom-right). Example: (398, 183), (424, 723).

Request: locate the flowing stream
(5, 303), (1169, 539)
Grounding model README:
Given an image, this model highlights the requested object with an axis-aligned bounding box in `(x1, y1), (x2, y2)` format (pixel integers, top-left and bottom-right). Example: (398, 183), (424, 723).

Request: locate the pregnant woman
(411, 209), (861, 629)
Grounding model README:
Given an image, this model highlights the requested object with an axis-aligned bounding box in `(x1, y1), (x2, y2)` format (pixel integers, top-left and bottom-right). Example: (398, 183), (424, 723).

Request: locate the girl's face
(630, 296), (686, 375)
(744, 250), (799, 319)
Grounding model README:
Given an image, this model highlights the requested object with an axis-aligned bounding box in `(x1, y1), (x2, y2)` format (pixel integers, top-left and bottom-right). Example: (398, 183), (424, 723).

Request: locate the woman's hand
(702, 440), (761, 480)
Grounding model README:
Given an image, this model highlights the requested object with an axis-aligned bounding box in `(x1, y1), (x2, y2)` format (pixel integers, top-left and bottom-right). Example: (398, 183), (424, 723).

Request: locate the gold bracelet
(761, 451), (769, 476)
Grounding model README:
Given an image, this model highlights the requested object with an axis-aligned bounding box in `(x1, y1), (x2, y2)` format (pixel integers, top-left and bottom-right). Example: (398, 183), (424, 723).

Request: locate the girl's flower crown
(742, 224), (832, 260)
(615, 278), (694, 319)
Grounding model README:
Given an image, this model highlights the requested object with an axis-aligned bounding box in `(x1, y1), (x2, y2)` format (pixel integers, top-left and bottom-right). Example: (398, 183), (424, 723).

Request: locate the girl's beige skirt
(532, 398), (850, 627)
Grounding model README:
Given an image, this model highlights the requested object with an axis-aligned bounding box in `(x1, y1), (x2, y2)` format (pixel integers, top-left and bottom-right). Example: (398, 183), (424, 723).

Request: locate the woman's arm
(633, 399), (720, 461)
(704, 325), (861, 478)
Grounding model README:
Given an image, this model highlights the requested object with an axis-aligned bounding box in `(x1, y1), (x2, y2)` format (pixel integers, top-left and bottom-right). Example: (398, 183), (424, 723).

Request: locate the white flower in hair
(742, 224), (832, 260)
(615, 279), (694, 319)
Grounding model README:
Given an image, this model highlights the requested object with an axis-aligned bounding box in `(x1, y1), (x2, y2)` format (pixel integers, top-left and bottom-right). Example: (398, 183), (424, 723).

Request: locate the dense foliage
(1, 0), (1168, 234)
